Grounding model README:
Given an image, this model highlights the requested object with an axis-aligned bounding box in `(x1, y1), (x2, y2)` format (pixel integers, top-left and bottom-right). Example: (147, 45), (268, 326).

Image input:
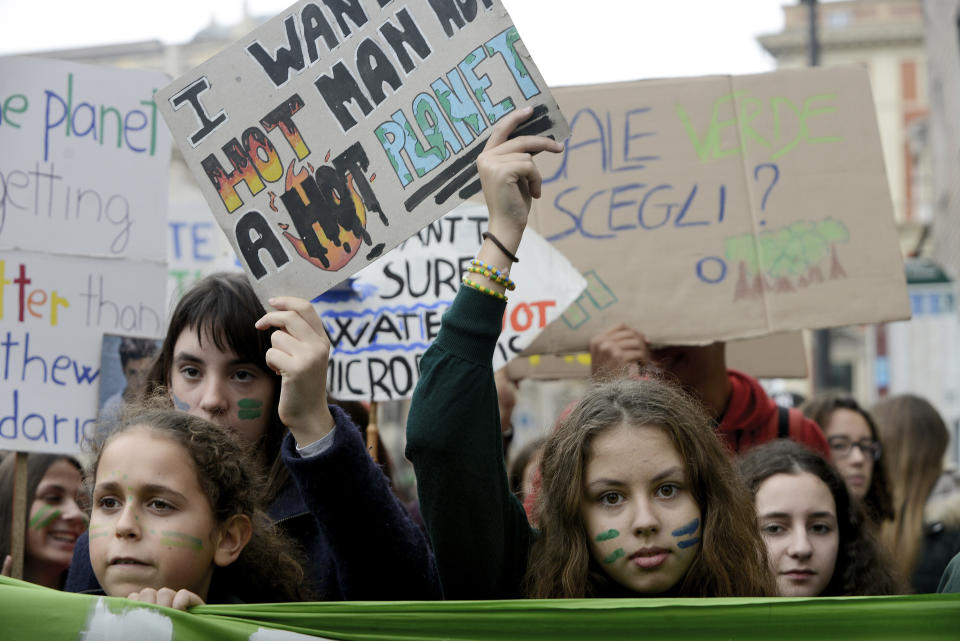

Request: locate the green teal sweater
(406, 286), (534, 599)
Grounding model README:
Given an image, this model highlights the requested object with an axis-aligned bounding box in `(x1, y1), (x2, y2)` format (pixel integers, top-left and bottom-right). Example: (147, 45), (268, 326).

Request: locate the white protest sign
(166, 197), (239, 306)
(0, 253), (167, 453)
(155, 0), (570, 306)
(0, 57), (170, 455)
(318, 203), (585, 401)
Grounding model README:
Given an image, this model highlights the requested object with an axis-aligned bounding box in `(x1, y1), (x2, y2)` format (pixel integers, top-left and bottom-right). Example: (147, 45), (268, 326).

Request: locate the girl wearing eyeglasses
(802, 394), (894, 530)
(872, 394), (960, 593)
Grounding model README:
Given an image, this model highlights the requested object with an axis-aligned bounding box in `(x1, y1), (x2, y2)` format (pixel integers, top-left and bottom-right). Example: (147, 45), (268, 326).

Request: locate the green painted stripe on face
(237, 399), (263, 409)
(160, 530), (203, 551)
(595, 529), (620, 542)
(603, 548), (625, 564)
(238, 409), (262, 420)
(89, 531), (109, 540)
(29, 505), (53, 527)
(159, 538), (204, 550)
(30, 506), (61, 530)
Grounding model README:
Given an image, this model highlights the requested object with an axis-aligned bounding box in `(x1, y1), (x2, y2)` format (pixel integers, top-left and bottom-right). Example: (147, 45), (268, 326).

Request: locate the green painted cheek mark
(237, 398), (264, 420)
(603, 548), (626, 564)
(89, 531), (109, 540)
(29, 505), (53, 527)
(30, 506), (62, 529)
(160, 530), (203, 551)
(595, 529), (620, 542)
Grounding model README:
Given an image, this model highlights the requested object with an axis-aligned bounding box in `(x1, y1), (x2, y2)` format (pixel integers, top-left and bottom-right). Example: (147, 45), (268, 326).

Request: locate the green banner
(2, 576), (958, 640)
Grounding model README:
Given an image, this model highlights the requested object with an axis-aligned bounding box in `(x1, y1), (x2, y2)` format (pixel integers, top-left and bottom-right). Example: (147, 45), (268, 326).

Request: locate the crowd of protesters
(2, 109), (959, 609)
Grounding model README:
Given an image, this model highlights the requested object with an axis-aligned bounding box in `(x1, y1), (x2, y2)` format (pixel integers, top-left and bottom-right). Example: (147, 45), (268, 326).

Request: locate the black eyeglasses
(827, 436), (882, 460)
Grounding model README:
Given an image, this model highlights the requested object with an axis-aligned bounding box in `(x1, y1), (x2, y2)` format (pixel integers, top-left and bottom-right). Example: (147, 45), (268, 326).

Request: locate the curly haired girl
(87, 405), (308, 609)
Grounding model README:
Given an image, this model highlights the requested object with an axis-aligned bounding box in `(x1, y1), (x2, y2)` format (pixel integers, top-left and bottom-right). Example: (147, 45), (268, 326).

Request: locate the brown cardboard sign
(506, 331), (808, 381)
(155, 0), (569, 303)
(524, 66), (910, 354)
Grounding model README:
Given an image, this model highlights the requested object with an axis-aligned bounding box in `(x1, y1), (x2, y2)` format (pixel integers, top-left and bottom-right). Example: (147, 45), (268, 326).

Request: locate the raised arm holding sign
(406, 108), (775, 600)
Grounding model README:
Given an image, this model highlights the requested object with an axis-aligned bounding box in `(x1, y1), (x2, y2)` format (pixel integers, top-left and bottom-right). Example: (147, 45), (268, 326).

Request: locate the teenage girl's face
(90, 428), (220, 599)
(581, 423), (701, 595)
(26, 459), (86, 578)
(169, 326), (275, 447)
(824, 408), (874, 500)
(755, 471), (839, 597)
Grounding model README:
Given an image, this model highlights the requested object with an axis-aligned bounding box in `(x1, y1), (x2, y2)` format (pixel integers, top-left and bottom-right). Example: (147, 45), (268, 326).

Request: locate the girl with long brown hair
(0, 454), (86, 588)
(406, 108), (774, 599)
(872, 394), (960, 592)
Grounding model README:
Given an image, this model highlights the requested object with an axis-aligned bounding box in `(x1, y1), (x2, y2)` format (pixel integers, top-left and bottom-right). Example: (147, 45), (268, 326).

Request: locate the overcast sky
(0, 0), (790, 83)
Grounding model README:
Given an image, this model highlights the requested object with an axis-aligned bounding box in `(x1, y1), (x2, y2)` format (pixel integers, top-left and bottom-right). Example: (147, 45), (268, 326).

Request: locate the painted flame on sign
(278, 159), (367, 272)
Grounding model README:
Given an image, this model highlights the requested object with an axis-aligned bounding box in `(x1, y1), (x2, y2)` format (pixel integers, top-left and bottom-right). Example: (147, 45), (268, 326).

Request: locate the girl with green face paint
(63, 273), (442, 602)
(0, 454), (86, 589)
(88, 406), (310, 610)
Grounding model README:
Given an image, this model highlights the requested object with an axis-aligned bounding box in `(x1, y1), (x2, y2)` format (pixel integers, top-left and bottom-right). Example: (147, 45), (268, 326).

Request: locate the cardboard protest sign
(0, 57), (170, 455)
(156, 0), (570, 305)
(506, 331), (808, 381)
(524, 66), (910, 355)
(725, 331), (808, 379)
(318, 203), (585, 401)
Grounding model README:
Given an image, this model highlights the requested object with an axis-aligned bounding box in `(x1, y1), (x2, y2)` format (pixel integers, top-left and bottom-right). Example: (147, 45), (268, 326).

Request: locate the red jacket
(717, 369), (830, 458)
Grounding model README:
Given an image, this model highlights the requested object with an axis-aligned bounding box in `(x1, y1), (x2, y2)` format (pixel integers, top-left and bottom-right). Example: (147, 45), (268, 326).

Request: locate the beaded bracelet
(462, 274), (508, 301)
(467, 259), (516, 291)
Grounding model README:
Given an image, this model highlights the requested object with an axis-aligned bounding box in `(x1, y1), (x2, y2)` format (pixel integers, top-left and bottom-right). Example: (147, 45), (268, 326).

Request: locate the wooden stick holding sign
(8, 453), (29, 580)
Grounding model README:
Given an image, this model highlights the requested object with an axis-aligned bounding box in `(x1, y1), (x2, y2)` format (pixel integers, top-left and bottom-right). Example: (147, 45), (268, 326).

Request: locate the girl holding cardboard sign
(64, 273), (440, 601)
(406, 107), (775, 598)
